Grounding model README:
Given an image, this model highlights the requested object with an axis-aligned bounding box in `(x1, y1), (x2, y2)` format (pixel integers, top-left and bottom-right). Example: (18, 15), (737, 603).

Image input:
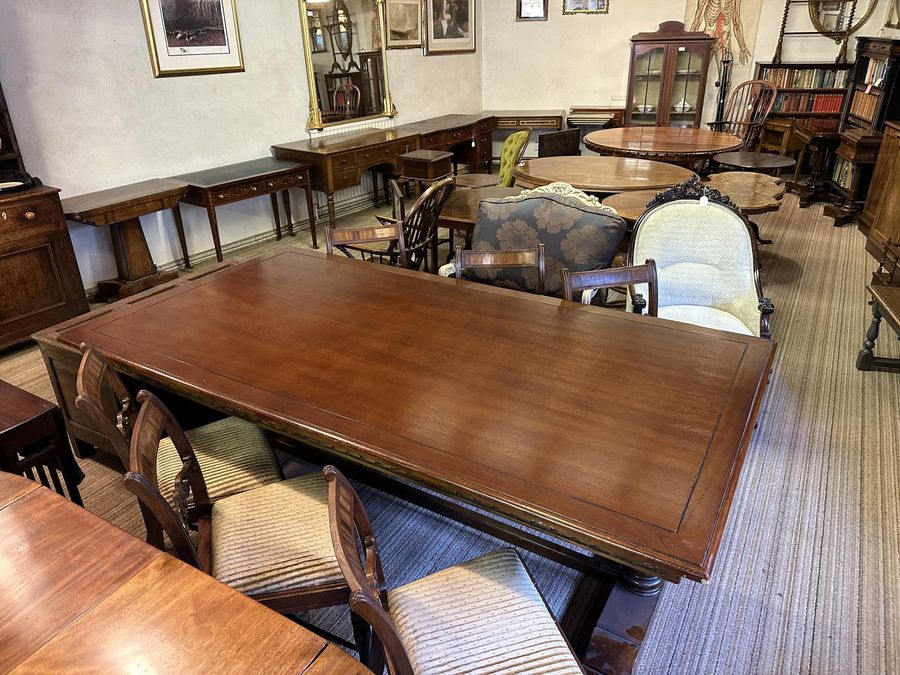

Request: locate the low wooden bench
(0, 379), (84, 504)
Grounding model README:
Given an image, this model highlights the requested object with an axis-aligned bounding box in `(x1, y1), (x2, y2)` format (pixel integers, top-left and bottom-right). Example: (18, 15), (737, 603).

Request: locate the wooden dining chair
(323, 465), (584, 675)
(562, 259), (659, 315)
(538, 128), (582, 157)
(708, 80), (777, 151)
(326, 221), (409, 268)
(333, 82), (361, 121)
(74, 346), (282, 546)
(455, 242), (546, 294)
(124, 390), (372, 659)
(375, 176), (455, 272)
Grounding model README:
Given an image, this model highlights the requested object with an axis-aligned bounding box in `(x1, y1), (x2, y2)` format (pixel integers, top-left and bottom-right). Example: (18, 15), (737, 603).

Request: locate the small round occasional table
(713, 151), (796, 175)
(583, 127), (743, 165)
(512, 156), (695, 193)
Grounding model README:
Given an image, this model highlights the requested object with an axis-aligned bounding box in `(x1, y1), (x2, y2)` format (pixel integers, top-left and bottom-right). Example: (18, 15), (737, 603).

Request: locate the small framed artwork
(387, 0), (424, 48)
(562, 0), (609, 14)
(517, 0), (549, 21)
(425, 0), (476, 55)
(140, 0), (244, 77)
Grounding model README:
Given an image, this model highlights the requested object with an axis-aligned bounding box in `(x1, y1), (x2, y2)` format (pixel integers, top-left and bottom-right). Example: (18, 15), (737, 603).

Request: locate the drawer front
(332, 167), (359, 191)
(495, 119), (519, 128)
(356, 144), (397, 167)
(262, 173), (307, 192)
(521, 118), (558, 127)
(420, 132), (448, 149)
(476, 119), (494, 133)
(397, 138), (419, 155)
(333, 152), (356, 170)
(213, 184), (261, 203)
(448, 127), (470, 143)
(0, 199), (61, 241)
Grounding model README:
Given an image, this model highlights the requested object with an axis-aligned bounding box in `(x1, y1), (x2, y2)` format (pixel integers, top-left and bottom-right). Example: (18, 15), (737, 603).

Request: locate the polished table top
(60, 249), (775, 582)
(440, 186), (522, 231)
(713, 151), (796, 171)
(0, 472), (366, 674)
(513, 156), (695, 193)
(62, 178), (188, 226)
(173, 157), (311, 188)
(584, 127), (743, 158)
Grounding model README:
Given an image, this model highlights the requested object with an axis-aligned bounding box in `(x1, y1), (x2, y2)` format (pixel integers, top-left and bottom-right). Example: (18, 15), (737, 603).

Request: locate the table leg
(283, 189), (295, 236)
(856, 301), (900, 372)
(748, 219), (773, 245)
(306, 186), (318, 249)
(171, 204), (192, 269)
(206, 205), (224, 263)
(46, 408), (84, 506)
(271, 192), (282, 241)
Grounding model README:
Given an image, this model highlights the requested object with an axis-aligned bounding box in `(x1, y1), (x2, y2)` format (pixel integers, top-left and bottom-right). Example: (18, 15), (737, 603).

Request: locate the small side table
(704, 172), (786, 244)
(400, 150), (453, 190)
(175, 157), (317, 261)
(785, 119), (840, 208)
(0, 379), (84, 505)
(63, 179), (189, 300)
(713, 151), (796, 176)
(857, 285), (900, 373)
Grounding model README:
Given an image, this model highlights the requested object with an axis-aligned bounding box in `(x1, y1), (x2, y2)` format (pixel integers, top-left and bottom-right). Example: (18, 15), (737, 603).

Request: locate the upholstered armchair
(440, 182), (626, 298)
(628, 178), (774, 338)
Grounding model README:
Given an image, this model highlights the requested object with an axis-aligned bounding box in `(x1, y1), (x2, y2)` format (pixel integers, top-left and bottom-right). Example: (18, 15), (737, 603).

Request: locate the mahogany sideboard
(0, 184), (88, 351)
(271, 110), (564, 230)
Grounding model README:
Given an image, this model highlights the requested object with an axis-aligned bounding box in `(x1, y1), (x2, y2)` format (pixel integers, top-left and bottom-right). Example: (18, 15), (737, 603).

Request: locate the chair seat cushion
(659, 304), (754, 335)
(387, 549), (582, 674)
(156, 417), (280, 506)
(211, 474), (344, 596)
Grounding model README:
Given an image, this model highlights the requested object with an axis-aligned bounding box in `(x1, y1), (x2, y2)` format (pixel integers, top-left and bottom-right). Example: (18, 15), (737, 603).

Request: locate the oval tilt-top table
(584, 127), (743, 165)
(512, 156), (695, 193)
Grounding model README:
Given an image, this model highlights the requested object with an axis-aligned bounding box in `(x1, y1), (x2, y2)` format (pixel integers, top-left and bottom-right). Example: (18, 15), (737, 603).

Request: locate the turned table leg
(856, 300), (900, 372)
(326, 193), (336, 232)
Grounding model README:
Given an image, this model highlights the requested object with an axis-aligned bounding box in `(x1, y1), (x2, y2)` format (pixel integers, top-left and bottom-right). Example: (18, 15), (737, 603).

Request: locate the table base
(857, 293), (900, 372)
(99, 217), (179, 300)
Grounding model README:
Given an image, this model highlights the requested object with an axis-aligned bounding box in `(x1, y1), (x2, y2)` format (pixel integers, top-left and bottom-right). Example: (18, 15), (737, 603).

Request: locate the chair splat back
(709, 79), (777, 150)
(123, 390), (210, 569)
(498, 128), (533, 187)
(326, 221), (409, 268)
(455, 243), (546, 295)
(385, 176), (455, 271)
(324, 466), (412, 675)
(562, 259), (659, 315)
(538, 128), (581, 158)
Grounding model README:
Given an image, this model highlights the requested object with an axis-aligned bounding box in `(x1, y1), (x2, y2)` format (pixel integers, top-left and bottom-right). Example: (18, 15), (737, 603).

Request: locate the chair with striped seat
(324, 465), (584, 675)
(74, 346), (282, 547)
(124, 390), (371, 657)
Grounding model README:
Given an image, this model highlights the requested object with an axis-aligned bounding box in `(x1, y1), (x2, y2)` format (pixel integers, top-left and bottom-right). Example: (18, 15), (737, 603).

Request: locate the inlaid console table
(62, 178), (189, 300)
(271, 110), (565, 231)
(174, 157), (315, 259)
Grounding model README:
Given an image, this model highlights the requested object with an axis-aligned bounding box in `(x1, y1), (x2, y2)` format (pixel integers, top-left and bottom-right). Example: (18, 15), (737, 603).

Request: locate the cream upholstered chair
(75, 346), (282, 547)
(124, 390), (373, 660)
(629, 178), (774, 338)
(324, 465), (583, 675)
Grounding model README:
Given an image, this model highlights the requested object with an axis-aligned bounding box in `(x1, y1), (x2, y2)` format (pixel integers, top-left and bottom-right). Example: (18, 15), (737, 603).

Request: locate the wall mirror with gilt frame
(298, 0), (397, 131)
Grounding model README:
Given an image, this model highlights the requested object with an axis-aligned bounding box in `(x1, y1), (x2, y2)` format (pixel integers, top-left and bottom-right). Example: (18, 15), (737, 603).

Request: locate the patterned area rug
(1, 193), (897, 673)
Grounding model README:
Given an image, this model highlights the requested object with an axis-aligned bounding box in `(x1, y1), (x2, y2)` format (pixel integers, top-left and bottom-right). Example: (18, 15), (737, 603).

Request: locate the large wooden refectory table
(37, 249), (776, 673)
(0, 472), (366, 674)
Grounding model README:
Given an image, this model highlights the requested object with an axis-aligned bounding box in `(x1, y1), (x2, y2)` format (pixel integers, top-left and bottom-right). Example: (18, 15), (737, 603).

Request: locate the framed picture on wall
(386, 0), (423, 48)
(517, 0), (549, 21)
(562, 0), (609, 14)
(140, 0), (244, 77)
(425, 0), (476, 55)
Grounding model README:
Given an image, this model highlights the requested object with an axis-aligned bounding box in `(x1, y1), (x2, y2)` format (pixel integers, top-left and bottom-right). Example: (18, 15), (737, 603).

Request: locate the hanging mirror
(808, 0), (879, 39)
(298, 0), (397, 130)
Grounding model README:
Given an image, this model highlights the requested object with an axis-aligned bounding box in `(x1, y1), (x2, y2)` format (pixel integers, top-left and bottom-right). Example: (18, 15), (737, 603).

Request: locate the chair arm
(438, 261), (456, 277)
(374, 215), (399, 227)
(758, 297), (775, 339)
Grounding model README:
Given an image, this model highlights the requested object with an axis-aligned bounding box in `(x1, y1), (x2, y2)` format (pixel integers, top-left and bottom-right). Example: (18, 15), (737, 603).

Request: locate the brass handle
(24, 211), (36, 220)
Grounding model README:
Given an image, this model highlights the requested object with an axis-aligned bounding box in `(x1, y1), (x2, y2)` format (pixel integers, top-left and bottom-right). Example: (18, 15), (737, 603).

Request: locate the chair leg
(350, 610), (374, 668)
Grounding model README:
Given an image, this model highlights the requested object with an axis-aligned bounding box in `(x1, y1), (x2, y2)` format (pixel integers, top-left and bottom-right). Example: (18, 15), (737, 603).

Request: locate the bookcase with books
(755, 61), (853, 159)
(825, 37), (900, 226)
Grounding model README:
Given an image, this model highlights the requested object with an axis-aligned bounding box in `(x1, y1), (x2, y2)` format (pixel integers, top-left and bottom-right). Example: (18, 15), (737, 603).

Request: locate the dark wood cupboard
(0, 185), (89, 351)
(625, 21), (715, 129)
(859, 121), (900, 271)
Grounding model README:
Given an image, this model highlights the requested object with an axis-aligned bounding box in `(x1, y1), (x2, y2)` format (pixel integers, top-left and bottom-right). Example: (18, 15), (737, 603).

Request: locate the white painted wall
(0, 0), (481, 291)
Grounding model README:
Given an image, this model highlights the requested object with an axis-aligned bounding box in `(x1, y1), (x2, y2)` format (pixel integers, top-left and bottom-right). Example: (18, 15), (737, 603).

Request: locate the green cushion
(498, 130), (530, 188)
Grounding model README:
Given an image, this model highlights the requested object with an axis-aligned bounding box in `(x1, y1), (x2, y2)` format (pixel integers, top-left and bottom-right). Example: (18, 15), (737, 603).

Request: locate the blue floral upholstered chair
(628, 177), (775, 338)
(440, 182), (626, 298)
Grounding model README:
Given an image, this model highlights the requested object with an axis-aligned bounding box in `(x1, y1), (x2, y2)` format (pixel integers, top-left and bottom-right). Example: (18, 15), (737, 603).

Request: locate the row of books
(862, 58), (888, 87)
(832, 155), (855, 190)
(849, 89), (879, 122)
(772, 92), (844, 113)
(758, 66), (850, 90)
